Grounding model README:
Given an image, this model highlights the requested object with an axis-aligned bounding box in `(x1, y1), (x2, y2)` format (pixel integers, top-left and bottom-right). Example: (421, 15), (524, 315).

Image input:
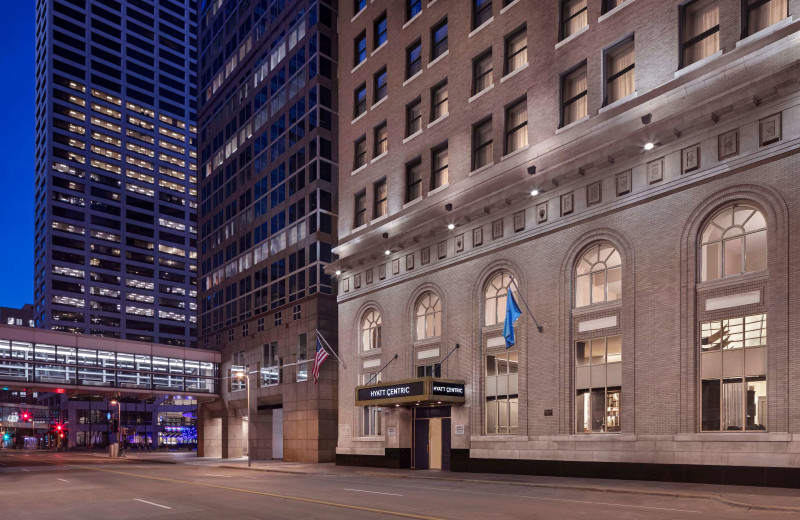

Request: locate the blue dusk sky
(0, 3), (35, 308)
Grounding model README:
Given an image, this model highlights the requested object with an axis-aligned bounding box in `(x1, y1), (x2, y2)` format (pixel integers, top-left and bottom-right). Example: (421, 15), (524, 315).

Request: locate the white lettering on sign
(387, 427), (396, 436)
(433, 385), (464, 395)
(455, 424), (465, 435)
(369, 386), (412, 398)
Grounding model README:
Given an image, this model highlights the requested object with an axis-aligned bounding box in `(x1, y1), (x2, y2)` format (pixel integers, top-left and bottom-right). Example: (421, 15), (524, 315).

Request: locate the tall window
(485, 351), (518, 434)
(505, 99), (528, 154)
(562, 64), (588, 126)
(472, 118), (493, 170)
(374, 179), (388, 218)
(432, 19), (448, 60)
(602, 0), (629, 13)
(681, 0), (719, 67)
(473, 51), (493, 95)
(700, 204), (767, 281)
(575, 244), (622, 307)
(605, 38), (635, 105)
(576, 335), (621, 433)
(701, 314), (767, 431)
(505, 27), (527, 74)
(406, 158), (423, 202)
(374, 13), (388, 48)
(407, 40), (422, 78)
(361, 309), (382, 351)
(354, 191), (367, 227)
(231, 350), (246, 391)
(432, 144), (449, 189)
(354, 83), (367, 118)
(361, 372), (382, 436)
(743, 0), (788, 37)
(354, 31), (367, 66)
(431, 81), (448, 120)
(406, 99), (422, 136)
(354, 0), (366, 15)
(474, 0), (493, 29)
(296, 333), (308, 382)
(415, 292), (442, 340)
(374, 122), (388, 157)
(561, 0), (588, 40)
(407, 0), (421, 21)
(484, 271), (515, 326)
(354, 136), (367, 169)
(262, 341), (280, 386)
(374, 67), (387, 102)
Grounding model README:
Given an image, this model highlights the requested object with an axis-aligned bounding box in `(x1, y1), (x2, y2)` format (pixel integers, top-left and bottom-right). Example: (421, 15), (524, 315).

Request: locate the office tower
(196, 1), (339, 462)
(34, 0), (198, 347)
(331, 0), (800, 483)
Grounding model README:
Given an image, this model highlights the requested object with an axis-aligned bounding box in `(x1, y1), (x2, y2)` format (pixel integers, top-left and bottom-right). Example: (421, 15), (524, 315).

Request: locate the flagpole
(509, 276), (544, 333)
(315, 329), (347, 369)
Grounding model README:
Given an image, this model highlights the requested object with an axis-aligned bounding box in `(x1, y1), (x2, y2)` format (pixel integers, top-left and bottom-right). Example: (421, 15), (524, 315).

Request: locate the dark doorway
(412, 406), (451, 470)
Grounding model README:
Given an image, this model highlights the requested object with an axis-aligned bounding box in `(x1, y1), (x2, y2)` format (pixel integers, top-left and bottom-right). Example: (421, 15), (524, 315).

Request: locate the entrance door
(413, 418), (429, 469)
(272, 408), (283, 459)
(429, 418), (442, 470)
(412, 406), (451, 470)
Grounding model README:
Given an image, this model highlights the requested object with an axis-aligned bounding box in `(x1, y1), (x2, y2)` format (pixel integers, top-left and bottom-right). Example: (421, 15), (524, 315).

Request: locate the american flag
(312, 335), (330, 383)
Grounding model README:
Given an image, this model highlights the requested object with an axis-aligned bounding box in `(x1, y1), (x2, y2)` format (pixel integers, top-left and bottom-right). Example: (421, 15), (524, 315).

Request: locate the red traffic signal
(56, 424), (63, 431)
(20, 411), (30, 422)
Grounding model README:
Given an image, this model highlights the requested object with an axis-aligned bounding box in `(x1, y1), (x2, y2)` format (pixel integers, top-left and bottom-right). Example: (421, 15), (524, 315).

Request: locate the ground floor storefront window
(576, 335), (621, 433)
(485, 351), (518, 435)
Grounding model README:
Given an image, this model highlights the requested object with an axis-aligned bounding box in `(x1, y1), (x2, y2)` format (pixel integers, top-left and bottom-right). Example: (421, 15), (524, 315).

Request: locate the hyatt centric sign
(355, 378), (466, 406)
(357, 381), (426, 402)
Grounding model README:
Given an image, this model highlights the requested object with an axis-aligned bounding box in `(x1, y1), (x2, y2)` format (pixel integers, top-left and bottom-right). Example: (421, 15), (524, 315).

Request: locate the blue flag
(503, 287), (522, 349)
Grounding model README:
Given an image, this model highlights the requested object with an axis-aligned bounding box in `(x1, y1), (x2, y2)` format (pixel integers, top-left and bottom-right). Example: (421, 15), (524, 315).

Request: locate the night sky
(0, 3), (35, 308)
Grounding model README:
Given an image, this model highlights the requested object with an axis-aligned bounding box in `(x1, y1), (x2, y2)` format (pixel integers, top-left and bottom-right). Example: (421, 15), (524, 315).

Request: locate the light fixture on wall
(644, 142), (655, 151)
(447, 223), (455, 230)
(384, 250), (391, 256)
(530, 189), (539, 196)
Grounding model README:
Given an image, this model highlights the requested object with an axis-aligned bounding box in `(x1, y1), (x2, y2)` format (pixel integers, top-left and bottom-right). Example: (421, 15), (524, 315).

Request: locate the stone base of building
(336, 448), (411, 468)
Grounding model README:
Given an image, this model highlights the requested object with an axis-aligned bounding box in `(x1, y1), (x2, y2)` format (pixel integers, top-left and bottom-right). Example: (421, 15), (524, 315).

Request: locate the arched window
(701, 204), (767, 281)
(484, 271), (516, 326)
(361, 309), (382, 351)
(575, 244), (621, 307)
(415, 292), (442, 340)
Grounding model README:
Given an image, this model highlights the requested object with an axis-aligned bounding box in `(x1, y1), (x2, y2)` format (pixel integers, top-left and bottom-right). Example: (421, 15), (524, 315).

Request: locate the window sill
(352, 223), (367, 234)
(403, 129), (423, 144)
(674, 50), (722, 78)
(428, 182), (449, 197)
(351, 8), (366, 23)
(428, 49), (449, 69)
(403, 70), (423, 87)
(500, 62), (529, 83)
(695, 270), (769, 291)
(468, 17), (494, 39)
(598, 91), (638, 114)
(353, 436), (385, 442)
(360, 348), (383, 358)
(556, 115), (589, 134)
(371, 151), (388, 164)
(427, 112), (449, 129)
(469, 84), (494, 103)
(371, 96), (388, 110)
(427, 0), (438, 6)
(736, 15), (793, 49)
(469, 162), (495, 177)
(676, 432), (786, 442)
(351, 163), (367, 176)
(501, 144), (530, 161)
(500, 0), (520, 15)
(351, 112), (368, 125)
(555, 24), (589, 50)
(371, 41), (387, 57)
(351, 59), (367, 75)
(598, 0), (635, 23)
(470, 435), (530, 442)
(413, 337), (442, 349)
(403, 12), (422, 30)
(403, 197), (423, 210)
(370, 214), (388, 225)
(571, 299), (622, 318)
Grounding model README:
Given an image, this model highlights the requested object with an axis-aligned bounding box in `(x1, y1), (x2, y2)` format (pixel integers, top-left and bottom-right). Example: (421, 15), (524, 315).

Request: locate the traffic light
(20, 411), (30, 422)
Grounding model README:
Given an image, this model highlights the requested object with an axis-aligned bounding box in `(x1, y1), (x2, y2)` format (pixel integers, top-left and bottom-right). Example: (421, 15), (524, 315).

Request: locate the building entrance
(412, 406), (451, 470)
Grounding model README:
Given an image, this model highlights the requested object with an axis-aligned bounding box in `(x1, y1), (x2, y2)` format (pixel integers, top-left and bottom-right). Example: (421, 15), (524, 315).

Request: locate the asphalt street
(0, 451), (795, 519)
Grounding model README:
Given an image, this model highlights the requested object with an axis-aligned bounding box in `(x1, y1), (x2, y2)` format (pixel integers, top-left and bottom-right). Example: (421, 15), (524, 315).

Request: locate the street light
(110, 399), (122, 457)
(235, 367), (252, 467)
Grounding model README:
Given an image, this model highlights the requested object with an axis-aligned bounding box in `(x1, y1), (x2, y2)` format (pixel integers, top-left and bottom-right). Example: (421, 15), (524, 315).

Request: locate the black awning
(354, 378), (465, 407)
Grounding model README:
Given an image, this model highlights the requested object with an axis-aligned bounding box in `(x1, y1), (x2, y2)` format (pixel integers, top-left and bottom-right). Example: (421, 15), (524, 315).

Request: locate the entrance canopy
(354, 377), (465, 407)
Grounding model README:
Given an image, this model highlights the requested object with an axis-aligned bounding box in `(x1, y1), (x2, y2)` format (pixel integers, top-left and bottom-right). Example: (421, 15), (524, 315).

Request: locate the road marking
(57, 478), (70, 483)
(344, 488), (402, 496)
(73, 466), (446, 520)
(21, 469), (29, 472)
(134, 499), (172, 510)
(203, 473), (233, 477)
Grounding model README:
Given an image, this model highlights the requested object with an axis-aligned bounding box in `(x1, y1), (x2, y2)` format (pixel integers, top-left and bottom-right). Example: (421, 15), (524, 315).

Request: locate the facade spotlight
(385, 250), (391, 256)
(644, 142), (655, 151)
(335, 269), (341, 276)
(447, 223), (455, 230)
(531, 189), (539, 196)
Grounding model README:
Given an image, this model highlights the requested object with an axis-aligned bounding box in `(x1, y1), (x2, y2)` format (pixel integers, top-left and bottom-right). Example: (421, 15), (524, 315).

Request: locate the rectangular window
(602, 0), (628, 13)
(432, 145), (449, 189)
(361, 372), (382, 436)
(296, 333), (308, 382)
(505, 99), (528, 154)
(406, 159), (423, 202)
(406, 40), (422, 79)
(485, 351), (518, 435)
(561, 0), (588, 40)
(354, 83), (367, 118)
(561, 64), (588, 126)
(406, 98), (422, 136)
(505, 27), (527, 74)
(354, 31), (367, 66)
(417, 363), (442, 378)
(354, 191), (367, 227)
(473, 51), (493, 95)
(407, 0), (422, 21)
(231, 349), (246, 391)
(261, 342), (279, 385)
(374, 179), (388, 218)
(681, 0), (719, 68)
(374, 67), (388, 102)
(431, 81), (448, 120)
(701, 313), (767, 431)
(473, 118), (493, 170)
(354, 136), (367, 169)
(575, 335), (621, 433)
(474, 0), (493, 29)
(355, 0), (366, 15)
(432, 19), (448, 60)
(374, 122), (388, 157)
(743, 0), (788, 37)
(605, 37), (635, 105)
(374, 13), (388, 48)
